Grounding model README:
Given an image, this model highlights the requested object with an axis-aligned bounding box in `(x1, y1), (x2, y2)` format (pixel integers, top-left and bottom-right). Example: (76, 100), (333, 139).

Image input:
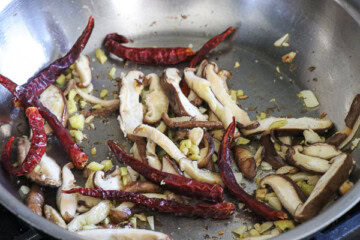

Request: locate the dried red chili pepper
(0, 17), (93, 169)
(1, 107), (47, 176)
(217, 118), (288, 220)
(104, 33), (196, 65)
(21, 16), (94, 100)
(108, 140), (223, 202)
(189, 26), (235, 68)
(62, 187), (235, 219)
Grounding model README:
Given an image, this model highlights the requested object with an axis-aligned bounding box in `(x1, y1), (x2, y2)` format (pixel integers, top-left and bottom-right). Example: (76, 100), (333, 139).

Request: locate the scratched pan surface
(1, 0), (360, 239)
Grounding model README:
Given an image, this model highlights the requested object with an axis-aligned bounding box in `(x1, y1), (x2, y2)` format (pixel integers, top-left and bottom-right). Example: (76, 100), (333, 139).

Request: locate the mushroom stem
(233, 146), (257, 180)
(26, 184), (44, 216)
(162, 112), (223, 129)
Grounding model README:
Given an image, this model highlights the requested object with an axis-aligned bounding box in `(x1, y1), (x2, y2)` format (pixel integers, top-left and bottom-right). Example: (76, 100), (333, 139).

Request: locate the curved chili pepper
(189, 26), (235, 68)
(62, 188), (235, 219)
(2, 107), (47, 176)
(103, 33), (196, 65)
(21, 16), (95, 100)
(0, 17), (93, 169)
(217, 118), (288, 220)
(108, 140), (223, 202)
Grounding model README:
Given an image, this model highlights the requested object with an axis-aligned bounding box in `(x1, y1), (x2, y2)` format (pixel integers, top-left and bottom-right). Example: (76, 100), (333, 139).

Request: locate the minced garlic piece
(100, 89), (108, 98)
(234, 61), (240, 68)
(95, 48), (107, 64)
(90, 147), (97, 156)
(56, 74), (66, 87)
(109, 67), (116, 79)
(87, 162), (104, 171)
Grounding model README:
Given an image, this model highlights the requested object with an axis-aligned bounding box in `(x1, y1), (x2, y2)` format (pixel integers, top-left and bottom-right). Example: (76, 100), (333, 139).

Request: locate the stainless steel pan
(1, 0), (360, 239)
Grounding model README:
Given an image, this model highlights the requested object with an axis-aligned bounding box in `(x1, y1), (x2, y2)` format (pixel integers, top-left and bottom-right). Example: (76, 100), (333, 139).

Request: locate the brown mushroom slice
(160, 68), (207, 120)
(286, 146), (331, 174)
(197, 131), (215, 168)
(44, 204), (67, 228)
(93, 169), (123, 190)
(295, 153), (354, 222)
(217, 69), (231, 94)
(57, 163), (78, 222)
(260, 134), (286, 170)
(145, 122), (166, 170)
(161, 112), (223, 129)
(327, 95), (360, 148)
(75, 55), (92, 88)
(123, 181), (161, 193)
(242, 117), (333, 136)
(275, 165), (298, 175)
(143, 73), (169, 124)
(68, 200), (111, 232)
(77, 228), (173, 240)
(26, 184), (44, 216)
(17, 136), (62, 187)
(119, 71), (144, 137)
(187, 60), (208, 106)
(233, 146), (257, 180)
(302, 143), (342, 160)
(184, 67), (234, 129)
(260, 175), (306, 216)
(109, 202), (135, 223)
(204, 62), (254, 127)
(134, 124), (223, 185)
(39, 84), (68, 135)
(303, 129), (325, 145)
(161, 155), (183, 176)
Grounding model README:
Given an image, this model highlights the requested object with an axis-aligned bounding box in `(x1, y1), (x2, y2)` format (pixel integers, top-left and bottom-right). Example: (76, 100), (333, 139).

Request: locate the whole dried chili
(108, 140), (223, 202)
(0, 17), (94, 169)
(217, 118), (288, 220)
(1, 107), (47, 176)
(104, 33), (196, 65)
(21, 16), (95, 100)
(62, 188), (235, 219)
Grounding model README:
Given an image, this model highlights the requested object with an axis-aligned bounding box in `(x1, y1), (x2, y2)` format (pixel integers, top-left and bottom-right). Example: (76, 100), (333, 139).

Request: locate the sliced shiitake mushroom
(302, 143), (342, 160)
(160, 68), (206, 120)
(75, 55), (92, 88)
(275, 165), (298, 175)
(39, 84), (68, 135)
(57, 163), (78, 222)
(143, 73), (169, 124)
(44, 204), (67, 228)
(17, 136), (62, 187)
(67, 200), (111, 232)
(204, 62), (254, 128)
(93, 168), (123, 190)
(242, 117), (333, 136)
(295, 153), (354, 222)
(145, 122), (166, 170)
(109, 202), (135, 223)
(286, 145), (331, 174)
(184, 67), (234, 130)
(188, 59), (208, 106)
(161, 112), (223, 129)
(119, 70), (144, 138)
(77, 228), (173, 240)
(123, 181), (162, 193)
(134, 124), (223, 185)
(197, 131), (215, 168)
(303, 129), (325, 145)
(260, 134), (286, 170)
(233, 146), (257, 180)
(326, 94), (360, 149)
(260, 174), (306, 216)
(162, 155), (183, 176)
(26, 184), (44, 216)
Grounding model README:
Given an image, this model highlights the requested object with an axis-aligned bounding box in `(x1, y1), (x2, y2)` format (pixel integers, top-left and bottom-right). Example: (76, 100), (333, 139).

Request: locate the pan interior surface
(0, 0), (360, 239)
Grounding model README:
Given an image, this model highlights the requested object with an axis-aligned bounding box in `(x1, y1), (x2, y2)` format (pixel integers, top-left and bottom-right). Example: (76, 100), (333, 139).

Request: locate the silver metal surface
(0, 0), (360, 239)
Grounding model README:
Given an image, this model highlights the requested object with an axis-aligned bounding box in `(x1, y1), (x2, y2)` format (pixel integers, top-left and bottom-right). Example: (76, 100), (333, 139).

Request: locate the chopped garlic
(268, 120), (288, 130)
(268, 196), (282, 211)
(282, 52), (296, 63)
(257, 112), (267, 120)
(65, 73), (72, 80)
(274, 220), (295, 232)
(90, 147), (97, 156)
(300, 90), (319, 108)
(230, 90), (237, 101)
(234, 61), (240, 68)
(276, 66), (280, 73)
(70, 130), (84, 143)
(237, 89), (244, 96)
(19, 185), (30, 199)
(274, 33), (290, 47)
(160, 180), (166, 185)
(109, 67), (116, 79)
(56, 74), (66, 87)
(80, 100), (87, 109)
(147, 216), (155, 230)
(212, 155), (218, 163)
(100, 89), (108, 99)
(95, 48), (107, 64)
(101, 160), (113, 172)
(261, 161), (272, 171)
(232, 225), (247, 235)
(270, 98), (276, 102)
(120, 167), (128, 176)
(236, 137), (250, 145)
(69, 114), (85, 130)
(87, 162), (104, 171)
